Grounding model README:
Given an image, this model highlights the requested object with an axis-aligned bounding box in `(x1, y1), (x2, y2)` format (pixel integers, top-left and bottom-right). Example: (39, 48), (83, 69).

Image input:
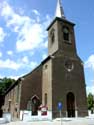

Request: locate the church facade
(3, 0), (88, 119)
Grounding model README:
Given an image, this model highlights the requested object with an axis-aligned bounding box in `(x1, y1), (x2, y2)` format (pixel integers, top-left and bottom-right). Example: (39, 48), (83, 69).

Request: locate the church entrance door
(67, 92), (75, 117)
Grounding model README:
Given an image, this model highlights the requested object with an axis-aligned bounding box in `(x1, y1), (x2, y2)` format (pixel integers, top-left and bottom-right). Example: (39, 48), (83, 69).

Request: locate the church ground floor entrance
(31, 95), (41, 116)
(67, 92), (75, 117)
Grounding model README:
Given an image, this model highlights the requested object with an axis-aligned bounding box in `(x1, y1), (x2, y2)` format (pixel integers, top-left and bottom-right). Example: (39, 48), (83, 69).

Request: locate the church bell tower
(47, 0), (77, 57)
(42, 0), (88, 118)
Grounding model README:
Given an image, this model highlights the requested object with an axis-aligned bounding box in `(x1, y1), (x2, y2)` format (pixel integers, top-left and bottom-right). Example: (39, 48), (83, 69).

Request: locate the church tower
(42, 0), (88, 118)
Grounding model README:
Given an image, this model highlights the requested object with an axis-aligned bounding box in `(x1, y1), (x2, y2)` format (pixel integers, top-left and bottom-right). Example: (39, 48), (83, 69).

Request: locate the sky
(0, 0), (94, 95)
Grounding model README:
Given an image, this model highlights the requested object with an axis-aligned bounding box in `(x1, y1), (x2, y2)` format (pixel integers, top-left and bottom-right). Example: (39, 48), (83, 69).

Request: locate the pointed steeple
(55, 0), (65, 18)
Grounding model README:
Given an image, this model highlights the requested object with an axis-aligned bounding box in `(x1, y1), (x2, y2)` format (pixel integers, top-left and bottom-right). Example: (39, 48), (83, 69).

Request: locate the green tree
(0, 77), (15, 117)
(0, 77), (15, 95)
(87, 93), (94, 110)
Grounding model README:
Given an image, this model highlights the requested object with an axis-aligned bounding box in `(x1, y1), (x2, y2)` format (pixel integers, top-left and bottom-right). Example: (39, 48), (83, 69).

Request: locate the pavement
(1, 117), (94, 125)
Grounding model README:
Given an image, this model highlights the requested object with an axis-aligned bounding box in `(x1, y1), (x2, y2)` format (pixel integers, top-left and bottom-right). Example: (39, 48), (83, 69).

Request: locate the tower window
(50, 28), (55, 45)
(63, 27), (70, 42)
(51, 33), (55, 43)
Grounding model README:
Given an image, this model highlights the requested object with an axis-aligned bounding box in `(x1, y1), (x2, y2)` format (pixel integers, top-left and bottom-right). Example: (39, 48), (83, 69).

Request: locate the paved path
(1, 114), (94, 125)
(2, 118), (94, 125)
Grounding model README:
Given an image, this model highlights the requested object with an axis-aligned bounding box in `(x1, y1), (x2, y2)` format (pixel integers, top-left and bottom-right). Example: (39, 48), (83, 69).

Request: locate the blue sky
(0, 0), (94, 95)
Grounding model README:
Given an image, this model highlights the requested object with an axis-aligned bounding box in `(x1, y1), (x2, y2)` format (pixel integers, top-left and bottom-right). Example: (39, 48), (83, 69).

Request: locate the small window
(63, 27), (70, 42)
(45, 65), (48, 69)
(8, 101), (11, 112)
(16, 84), (20, 103)
(44, 93), (47, 105)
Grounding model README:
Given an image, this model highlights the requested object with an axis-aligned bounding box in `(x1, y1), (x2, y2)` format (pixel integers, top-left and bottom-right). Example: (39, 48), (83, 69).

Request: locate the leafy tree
(87, 93), (94, 110)
(0, 77), (15, 95)
(0, 77), (15, 117)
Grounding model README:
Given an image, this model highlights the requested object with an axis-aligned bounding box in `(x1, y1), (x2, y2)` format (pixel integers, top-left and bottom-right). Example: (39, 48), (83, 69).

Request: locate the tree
(0, 77), (15, 117)
(0, 77), (15, 95)
(87, 93), (94, 110)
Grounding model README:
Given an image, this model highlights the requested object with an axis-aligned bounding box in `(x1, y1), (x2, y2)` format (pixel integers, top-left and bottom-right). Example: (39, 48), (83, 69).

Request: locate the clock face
(65, 60), (74, 72)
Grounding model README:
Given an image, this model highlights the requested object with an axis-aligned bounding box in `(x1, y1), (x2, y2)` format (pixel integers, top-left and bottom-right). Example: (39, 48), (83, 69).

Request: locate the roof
(47, 17), (75, 31)
(4, 55), (53, 95)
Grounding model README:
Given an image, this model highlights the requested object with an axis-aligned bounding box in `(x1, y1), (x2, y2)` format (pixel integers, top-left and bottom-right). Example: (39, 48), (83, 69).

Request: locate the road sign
(58, 102), (63, 110)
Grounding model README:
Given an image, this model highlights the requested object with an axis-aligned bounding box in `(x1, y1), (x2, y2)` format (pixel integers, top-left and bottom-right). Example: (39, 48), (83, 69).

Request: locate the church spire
(55, 0), (65, 19)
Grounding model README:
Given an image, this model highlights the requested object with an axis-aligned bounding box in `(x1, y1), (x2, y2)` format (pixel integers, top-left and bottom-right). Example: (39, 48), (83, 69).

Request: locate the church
(3, 0), (88, 119)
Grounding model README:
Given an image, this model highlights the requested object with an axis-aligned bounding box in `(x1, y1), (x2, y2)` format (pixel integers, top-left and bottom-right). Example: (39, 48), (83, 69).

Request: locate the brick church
(3, 0), (88, 119)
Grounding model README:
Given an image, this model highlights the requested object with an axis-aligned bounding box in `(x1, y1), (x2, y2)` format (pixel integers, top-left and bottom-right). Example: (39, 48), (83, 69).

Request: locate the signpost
(58, 102), (63, 125)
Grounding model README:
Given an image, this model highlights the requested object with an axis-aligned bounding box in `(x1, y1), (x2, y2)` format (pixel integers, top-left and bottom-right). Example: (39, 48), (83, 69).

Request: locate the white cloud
(0, 74), (24, 80)
(0, 27), (6, 42)
(7, 50), (13, 56)
(0, 59), (21, 70)
(0, 52), (2, 57)
(0, 1), (51, 77)
(30, 61), (38, 69)
(29, 51), (34, 56)
(42, 54), (47, 60)
(44, 41), (48, 48)
(91, 79), (94, 83)
(16, 22), (46, 51)
(0, 54), (38, 71)
(0, 1), (51, 52)
(32, 9), (40, 16)
(41, 40), (48, 48)
(85, 54), (94, 70)
(21, 56), (29, 64)
(0, 1), (32, 32)
(32, 9), (40, 22)
(86, 85), (94, 95)
(0, 75), (5, 79)
(0, 1), (13, 17)
(7, 74), (25, 80)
